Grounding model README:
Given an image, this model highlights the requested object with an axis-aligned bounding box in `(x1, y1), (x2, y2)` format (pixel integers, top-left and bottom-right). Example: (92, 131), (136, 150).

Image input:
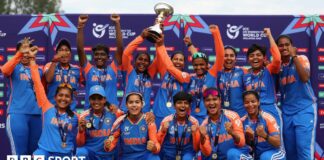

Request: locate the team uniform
(82, 59), (119, 109)
(241, 111), (286, 160)
(217, 66), (247, 117)
(120, 36), (158, 113)
(153, 44), (191, 127)
(106, 113), (160, 160)
(243, 45), (282, 126)
(279, 55), (317, 160)
(1, 52), (43, 156)
(200, 109), (251, 160)
(76, 108), (122, 160)
(189, 27), (224, 124)
(30, 63), (79, 158)
(157, 115), (200, 160)
(44, 62), (81, 110)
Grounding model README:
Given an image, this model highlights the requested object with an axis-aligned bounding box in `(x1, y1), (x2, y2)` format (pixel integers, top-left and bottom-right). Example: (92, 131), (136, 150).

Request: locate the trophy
(146, 2), (174, 43)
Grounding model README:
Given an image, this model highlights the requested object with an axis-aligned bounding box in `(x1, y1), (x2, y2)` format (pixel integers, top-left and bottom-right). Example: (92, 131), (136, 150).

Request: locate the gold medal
(86, 122), (92, 129)
(212, 153), (218, 160)
(175, 155), (181, 160)
(195, 107), (200, 113)
(61, 142), (66, 148)
(166, 101), (172, 108)
(108, 135), (115, 141)
(224, 101), (230, 107)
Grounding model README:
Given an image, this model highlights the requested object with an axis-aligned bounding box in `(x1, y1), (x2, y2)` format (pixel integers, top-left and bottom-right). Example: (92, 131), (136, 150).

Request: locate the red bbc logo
(318, 56), (324, 62)
(110, 47), (117, 51)
(84, 47), (92, 51)
(297, 48), (308, 53)
(137, 47), (147, 51)
(318, 48), (324, 52)
(319, 109), (324, 116)
(319, 84), (324, 88)
(165, 47), (175, 51)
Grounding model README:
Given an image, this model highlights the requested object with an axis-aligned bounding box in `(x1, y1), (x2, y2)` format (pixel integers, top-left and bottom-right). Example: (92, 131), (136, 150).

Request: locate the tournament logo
(226, 24), (243, 39)
(164, 14), (210, 37)
(92, 23), (109, 38)
(281, 15), (324, 46)
(18, 14), (77, 45)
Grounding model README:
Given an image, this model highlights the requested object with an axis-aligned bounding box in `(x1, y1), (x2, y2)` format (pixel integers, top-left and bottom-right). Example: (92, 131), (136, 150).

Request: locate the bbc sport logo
(7, 155), (86, 160)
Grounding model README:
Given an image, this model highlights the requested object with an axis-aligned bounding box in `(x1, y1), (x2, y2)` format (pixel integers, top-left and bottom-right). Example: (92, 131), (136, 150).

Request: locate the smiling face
(171, 53), (185, 70)
(277, 37), (293, 58)
(224, 48), (236, 71)
(54, 88), (72, 109)
(89, 94), (106, 112)
(21, 52), (31, 66)
(248, 50), (265, 71)
(135, 53), (150, 73)
(174, 100), (190, 118)
(192, 58), (208, 77)
(204, 94), (221, 116)
(94, 49), (108, 68)
(126, 94), (143, 116)
(243, 93), (260, 118)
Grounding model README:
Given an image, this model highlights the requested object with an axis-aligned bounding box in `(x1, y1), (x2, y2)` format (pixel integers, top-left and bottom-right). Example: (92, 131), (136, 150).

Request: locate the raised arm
(122, 30), (146, 73)
(147, 123), (161, 154)
(111, 14), (123, 65)
(183, 36), (198, 55)
(208, 25), (224, 77)
(29, 46), (52, 113)
(44, 51), (66, 83)
(1, 38), (31, 76)
(76, 15), (89, 68)
(291, 48), (310, 82)
(265, 28), (281, 74)
(155, 35), (190, 83)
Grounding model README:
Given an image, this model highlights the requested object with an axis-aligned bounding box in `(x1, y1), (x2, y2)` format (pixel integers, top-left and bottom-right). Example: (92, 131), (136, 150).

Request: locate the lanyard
(247, 112), (263, 158)
(174, 115), (189, 156)
(58, 63), (72, 84)
(280, 59), (293, 101)
(207, 112), (223, 154)
(137, 74), (147, 95)
(88, 109), (106, 130)
(219, 69), (235, 105)
(56, 109), (71, 144)
(194, 75), (206, 109)
(249, 69), (264, 94)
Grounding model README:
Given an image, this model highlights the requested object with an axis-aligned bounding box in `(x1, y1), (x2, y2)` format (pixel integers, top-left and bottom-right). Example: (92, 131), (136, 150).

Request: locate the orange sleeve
(122, 36), (144, 74)
(263, 113), (279, 135)
(148, 57), (158, 78)
(267, 46), (281, 74)
(298, 55), (310, 70)
(156, 45), (191, 83)
(76, 129), (86, 147)
(30, 64), (52, 113)
(110, 61), (118, 75)
(148, 123), (161, 154)
(157, 115), (174, 144)
(43, 62), (52, 73)
(229, 112), (245, 147)
(190, 118), (200, 152)
(200, 122), (212, 156)
(208, 26), (225, 77)
(105, 128), (121, 152)
(1, 52), (23, 77)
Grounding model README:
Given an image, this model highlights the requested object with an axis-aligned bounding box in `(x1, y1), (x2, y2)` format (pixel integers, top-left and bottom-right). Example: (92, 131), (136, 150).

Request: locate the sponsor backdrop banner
(0, 14), (323, 159)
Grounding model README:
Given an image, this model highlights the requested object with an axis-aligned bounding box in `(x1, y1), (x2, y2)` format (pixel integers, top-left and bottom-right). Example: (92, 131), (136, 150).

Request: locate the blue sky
(62, 0), (324, 15)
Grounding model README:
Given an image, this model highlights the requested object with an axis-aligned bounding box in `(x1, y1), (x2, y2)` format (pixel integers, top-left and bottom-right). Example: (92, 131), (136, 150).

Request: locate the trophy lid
(154, 2), (174, 17)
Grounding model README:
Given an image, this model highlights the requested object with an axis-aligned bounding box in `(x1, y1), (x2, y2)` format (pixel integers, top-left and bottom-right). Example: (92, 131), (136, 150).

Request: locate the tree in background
(0, 0), (62, 14)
